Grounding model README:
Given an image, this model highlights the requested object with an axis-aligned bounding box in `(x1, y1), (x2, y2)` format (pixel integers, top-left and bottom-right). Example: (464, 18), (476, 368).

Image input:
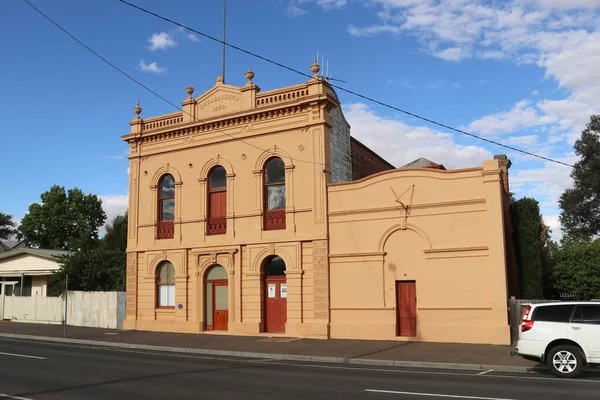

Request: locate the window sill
(156, 307), (175, 313)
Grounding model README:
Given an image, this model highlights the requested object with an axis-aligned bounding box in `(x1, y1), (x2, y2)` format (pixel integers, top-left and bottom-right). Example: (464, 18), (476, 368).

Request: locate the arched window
(207, 166), (227, 235)
(157, 261), (175, 308)
(263, 157), (286, 230)
(158, 174), (175, 239)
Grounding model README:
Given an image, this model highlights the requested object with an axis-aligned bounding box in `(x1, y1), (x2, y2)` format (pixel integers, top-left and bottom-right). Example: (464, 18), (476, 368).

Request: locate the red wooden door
(396, 281), (416, 337)
(265, 276), (287, 333)
(213, 281), (228, 331)
(206, 280), (228, 331)
(208, 191), (227, 235)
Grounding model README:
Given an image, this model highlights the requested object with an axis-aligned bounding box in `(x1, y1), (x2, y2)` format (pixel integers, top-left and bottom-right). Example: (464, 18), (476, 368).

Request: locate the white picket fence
(1, 291), (126, 329)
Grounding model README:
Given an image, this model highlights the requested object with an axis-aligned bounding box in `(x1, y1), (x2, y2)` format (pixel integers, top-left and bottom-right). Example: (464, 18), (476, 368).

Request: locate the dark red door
(213, 281), (228, 331)
(206, 280), (228, 331)
(265, 276), (287, 333)
(397, 281), (416, 337)
(207, 190), (227, 235)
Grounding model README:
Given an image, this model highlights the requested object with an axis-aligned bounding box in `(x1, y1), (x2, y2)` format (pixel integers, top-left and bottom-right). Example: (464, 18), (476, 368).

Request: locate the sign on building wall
(268, 284), (276, 298)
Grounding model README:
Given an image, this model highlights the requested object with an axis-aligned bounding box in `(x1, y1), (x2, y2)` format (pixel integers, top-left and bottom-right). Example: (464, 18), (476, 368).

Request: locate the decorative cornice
(138, 105), (306, 144)
(424, 246), (488, 254)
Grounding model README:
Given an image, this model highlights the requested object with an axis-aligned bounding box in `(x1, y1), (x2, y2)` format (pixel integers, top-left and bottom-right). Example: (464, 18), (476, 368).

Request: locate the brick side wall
(351, 138), (395, 180)
(330, 106), (352, 183)
(502, 173), (520, 298)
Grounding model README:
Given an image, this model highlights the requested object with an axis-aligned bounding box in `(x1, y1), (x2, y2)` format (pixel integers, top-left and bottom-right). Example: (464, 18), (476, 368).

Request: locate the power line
(118, 0), (576, 169)
(22, 0), (328, 168)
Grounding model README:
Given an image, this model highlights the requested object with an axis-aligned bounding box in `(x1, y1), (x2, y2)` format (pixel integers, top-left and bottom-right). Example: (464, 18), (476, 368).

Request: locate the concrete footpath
(0, 321), (540, 373)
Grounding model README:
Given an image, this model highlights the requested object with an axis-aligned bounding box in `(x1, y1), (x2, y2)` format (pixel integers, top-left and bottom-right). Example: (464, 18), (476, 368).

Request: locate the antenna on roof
(316, 51), (348, 83)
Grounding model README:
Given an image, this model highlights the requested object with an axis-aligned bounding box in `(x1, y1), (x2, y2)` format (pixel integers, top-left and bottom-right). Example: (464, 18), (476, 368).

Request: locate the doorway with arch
(205, 264), (228, 331)
(263, 256), (287, 333)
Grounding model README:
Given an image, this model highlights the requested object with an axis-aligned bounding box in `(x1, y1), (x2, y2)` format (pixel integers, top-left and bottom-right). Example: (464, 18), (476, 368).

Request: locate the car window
(572, 306), (600, 325)
(531, 305), (575, 322)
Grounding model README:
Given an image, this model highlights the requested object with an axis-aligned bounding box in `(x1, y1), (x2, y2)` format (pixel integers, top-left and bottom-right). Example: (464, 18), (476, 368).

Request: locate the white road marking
(477, 369), (494, 376)
(365, 389), (516, 400)
(0, 351), (45, 360)
(2, 337), (600, 384)
(0, 391), (35, 400)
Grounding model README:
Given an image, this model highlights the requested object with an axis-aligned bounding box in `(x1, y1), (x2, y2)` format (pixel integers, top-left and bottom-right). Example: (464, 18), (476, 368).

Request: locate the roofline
(329, 165), (484, 187)
(0, 248), (70, 261)
(351, 137), (395, 170)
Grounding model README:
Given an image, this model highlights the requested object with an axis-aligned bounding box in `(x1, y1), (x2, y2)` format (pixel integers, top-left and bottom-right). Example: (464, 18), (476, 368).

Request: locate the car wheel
(547, 345), (584, 378)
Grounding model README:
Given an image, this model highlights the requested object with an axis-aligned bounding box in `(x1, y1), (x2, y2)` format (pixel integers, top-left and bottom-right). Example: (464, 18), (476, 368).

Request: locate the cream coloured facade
(0, 248), (69, 297)
(122, 62), (517, 344)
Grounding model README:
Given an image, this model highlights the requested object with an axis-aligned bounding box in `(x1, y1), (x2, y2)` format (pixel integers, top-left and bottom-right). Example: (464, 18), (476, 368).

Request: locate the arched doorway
(205, 264), (228, 331)
(264, 256), (286, 333)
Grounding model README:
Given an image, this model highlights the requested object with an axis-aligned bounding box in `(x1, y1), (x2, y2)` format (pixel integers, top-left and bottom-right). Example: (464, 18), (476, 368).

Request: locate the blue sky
(3, 0), (600, 239)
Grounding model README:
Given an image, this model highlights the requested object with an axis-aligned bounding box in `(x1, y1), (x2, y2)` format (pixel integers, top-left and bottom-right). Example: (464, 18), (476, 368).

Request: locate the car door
(568, 305), (600, 361)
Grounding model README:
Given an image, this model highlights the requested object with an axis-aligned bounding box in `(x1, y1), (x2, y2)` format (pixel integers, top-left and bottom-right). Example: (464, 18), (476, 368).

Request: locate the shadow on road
(17, 361), (272, 397)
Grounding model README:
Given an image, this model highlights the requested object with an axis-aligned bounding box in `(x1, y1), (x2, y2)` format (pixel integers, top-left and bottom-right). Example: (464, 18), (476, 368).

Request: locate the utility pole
(63, 274), (68, 338)
(221, 0), (227, 82)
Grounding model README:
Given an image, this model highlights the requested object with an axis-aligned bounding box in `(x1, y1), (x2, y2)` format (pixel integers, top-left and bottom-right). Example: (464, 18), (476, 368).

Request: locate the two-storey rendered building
(122, 62), (518, 344)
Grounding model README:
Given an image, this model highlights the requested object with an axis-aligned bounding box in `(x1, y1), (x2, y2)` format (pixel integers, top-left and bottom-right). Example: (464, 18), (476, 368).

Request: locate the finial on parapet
(245, 69), (255, 83)
(310, 58), (320, 77)
(185, 85), (195, 98)
(134, 101), (142, 117)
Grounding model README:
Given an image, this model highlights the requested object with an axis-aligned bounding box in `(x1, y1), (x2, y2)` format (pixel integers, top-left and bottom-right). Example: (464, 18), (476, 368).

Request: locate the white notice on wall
(268, 284), (276, 298)
(280, 284), (287, 298)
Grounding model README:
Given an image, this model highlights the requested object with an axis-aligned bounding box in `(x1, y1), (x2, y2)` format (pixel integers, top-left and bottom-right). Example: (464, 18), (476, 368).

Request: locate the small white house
(0, 248), (69, 297)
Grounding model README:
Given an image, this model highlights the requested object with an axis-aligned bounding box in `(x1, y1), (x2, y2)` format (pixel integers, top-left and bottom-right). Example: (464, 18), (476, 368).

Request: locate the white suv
(515, 302), (600, 378)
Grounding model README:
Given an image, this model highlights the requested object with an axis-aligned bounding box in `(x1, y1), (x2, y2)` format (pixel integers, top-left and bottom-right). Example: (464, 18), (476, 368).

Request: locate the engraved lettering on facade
(199, 94), (240, 110)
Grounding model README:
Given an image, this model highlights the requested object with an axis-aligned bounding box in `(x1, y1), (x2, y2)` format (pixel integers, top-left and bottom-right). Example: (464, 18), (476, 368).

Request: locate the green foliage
(559, 115), (600, 240)
(552, 239), (600, 300)
(18, 185), (106, 251)
(48, 249), (126, 296)
(0, 212), (16, 240)
(510, 197), (545, 299)
(102, 213), (128, 252)
(48, 213), (128, 295)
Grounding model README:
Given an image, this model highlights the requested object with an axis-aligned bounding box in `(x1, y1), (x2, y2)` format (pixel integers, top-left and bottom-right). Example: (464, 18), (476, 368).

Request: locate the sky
(2, 0), (599, 240)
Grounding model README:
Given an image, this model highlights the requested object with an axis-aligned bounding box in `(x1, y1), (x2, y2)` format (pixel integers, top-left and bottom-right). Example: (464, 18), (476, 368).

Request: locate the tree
(0, 212), (16, 240)
(552, 239), (600, 300)
(559, 115), (600, 240)
(102, 212), (128, 252)
(48, 249), (126, 295)
(510, 197), (546, 299)
(18, 185), (106, 251)
(48, 213), (128, 295)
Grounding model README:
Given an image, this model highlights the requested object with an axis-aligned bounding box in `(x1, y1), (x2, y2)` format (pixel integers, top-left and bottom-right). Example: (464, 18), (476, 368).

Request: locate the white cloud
(175, 27), (200, 42)
(506, 135), (540, 146)
(531, 90), (539, 96)
(467, 100), (557, 136)
(138, 60), (167, 74)
(315, 0), (347, 8)
(343, 103), (492, 169)
(481, 50), (505, 59)
(287, 4), (309, 16)
(99, 194), (128, 236)
(348, 24), (401, 36)
(543, 214), (563, 242)
(432, 47), (470, 61)
(338, 2), (600, 140)
(536, 0), (600, 10)
(147, 32), (177, 51)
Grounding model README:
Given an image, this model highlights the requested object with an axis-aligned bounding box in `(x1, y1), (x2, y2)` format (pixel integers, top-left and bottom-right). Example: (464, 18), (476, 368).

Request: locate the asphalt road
(1, 338), (599, 400)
